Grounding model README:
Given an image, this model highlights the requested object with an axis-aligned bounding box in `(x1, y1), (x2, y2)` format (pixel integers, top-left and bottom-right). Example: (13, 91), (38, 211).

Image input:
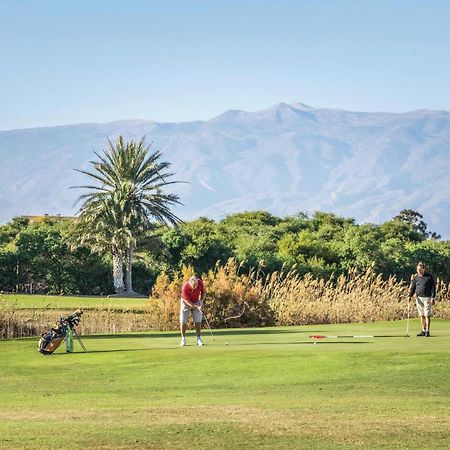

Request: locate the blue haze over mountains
(1, 102), (449, 238)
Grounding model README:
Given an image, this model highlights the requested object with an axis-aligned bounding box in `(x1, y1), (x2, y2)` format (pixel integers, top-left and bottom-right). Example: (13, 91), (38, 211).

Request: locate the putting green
(1, 321), (449, 449)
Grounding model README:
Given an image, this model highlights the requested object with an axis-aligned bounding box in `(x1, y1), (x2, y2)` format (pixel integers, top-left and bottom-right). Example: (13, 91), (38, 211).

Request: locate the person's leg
(180, 300), (189, 345)
(421, 316), (427, 331)
(424, 298), (432, 335)
(192, 308), (203, 337)
(192, 308), (203, 345)
(416, 298), (426, 336)
(194, 322), (203, 345)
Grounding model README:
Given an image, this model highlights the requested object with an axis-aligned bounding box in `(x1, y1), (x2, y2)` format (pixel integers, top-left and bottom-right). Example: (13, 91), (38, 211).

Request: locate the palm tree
(69, 196), (131, 293)
(72, 136), (182, 295)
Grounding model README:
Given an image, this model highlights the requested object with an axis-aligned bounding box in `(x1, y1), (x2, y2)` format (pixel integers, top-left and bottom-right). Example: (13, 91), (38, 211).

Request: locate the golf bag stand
(38, 309), (87, 355)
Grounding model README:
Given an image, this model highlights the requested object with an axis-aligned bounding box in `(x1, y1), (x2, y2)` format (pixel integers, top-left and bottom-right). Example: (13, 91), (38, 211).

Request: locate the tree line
(1, 136), (448, 296)
(0, 208), (448, 295)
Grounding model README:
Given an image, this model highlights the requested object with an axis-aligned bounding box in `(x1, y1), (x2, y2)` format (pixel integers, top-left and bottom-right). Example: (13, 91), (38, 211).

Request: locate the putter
(200, 309), (215, 341)
(405, 300), (410, 337)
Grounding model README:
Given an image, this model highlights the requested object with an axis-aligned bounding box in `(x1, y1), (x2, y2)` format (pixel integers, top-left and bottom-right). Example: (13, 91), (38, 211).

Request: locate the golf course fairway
(1, 321), (449, 449)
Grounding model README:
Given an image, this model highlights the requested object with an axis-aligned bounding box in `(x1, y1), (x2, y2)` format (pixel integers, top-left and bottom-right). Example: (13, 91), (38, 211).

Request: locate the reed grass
(0, 299), (155, 339)
(265, 267), (450, 325)
(149, 260), (450, 328)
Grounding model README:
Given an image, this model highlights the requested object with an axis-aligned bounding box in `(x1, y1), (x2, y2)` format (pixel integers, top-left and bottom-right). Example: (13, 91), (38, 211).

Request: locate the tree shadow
(372, 335), (410, 338)
(84, 328), (326, 340)
(85, 333), (180, 340)
(49, 339), (372, 355)
(209, 329), (325, 337)
(238, 341), (372, 346)
(51, 347), (164, 355)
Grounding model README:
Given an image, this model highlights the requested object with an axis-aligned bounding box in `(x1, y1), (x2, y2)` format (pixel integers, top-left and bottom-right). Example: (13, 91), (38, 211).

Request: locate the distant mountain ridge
(1, 102), (449, 238)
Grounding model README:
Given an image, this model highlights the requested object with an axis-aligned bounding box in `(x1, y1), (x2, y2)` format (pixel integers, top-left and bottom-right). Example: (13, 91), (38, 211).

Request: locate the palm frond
(71, 135), (183, 254)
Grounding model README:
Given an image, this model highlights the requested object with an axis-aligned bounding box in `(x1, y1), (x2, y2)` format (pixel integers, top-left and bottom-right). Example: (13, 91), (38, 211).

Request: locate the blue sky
(1, 0), (449, 130)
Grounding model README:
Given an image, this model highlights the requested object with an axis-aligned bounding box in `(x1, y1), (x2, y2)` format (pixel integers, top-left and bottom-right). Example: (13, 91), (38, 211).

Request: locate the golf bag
(38, 309), (83, 355)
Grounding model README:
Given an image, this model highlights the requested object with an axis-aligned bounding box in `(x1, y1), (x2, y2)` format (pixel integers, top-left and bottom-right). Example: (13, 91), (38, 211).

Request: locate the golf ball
(225, 342), (228, 345)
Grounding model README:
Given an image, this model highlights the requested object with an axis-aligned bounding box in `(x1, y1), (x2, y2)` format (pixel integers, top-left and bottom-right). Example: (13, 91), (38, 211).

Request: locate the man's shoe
(197, 337), (204, 346)
(417, 331), (426, 336)
(180, 337), (187, 347)
(425, 331), (431, 337)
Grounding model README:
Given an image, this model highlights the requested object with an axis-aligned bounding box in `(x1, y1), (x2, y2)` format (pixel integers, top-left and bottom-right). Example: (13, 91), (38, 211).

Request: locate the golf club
(405, 299), (410, 337)
(199, 308), (215, 341)
(73, 328), (88, 352)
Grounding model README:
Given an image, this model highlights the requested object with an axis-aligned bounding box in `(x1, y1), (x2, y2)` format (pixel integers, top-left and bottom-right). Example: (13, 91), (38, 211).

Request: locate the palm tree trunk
(125, 245), (134, 294)
(112, 252), (125, 293)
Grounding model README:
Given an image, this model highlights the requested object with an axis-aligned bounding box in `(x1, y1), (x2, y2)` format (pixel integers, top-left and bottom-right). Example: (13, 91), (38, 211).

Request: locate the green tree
(221, 211), (281, 228)
(406, 240), (450, 282)
(0, 249), (18, 291)
(72, 136), (182, 295)
(274, 213), (310, 235)
(339, 224), (384, 271)
(392, 209), (441, 240)
(309, 211), (355, 234)
(0, 219), (110, 294)
(220, 211), (283, 273)
(162, 218), (233, 274)
(277, 229), (338, 277)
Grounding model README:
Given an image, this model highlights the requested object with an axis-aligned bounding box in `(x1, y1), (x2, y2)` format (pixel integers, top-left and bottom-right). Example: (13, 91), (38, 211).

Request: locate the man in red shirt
(180, 276), (206, 346)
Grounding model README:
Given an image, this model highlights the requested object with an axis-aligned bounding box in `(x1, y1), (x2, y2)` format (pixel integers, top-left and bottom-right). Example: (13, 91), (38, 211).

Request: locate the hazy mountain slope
(0, 103), (449, 237)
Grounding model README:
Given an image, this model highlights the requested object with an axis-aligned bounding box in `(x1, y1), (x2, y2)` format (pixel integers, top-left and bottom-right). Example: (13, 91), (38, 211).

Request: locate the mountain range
(1, 102), (449, 238)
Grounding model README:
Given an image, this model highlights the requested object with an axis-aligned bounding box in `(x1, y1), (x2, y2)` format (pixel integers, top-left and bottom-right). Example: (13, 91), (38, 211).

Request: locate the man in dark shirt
(407, 261), (436, 337)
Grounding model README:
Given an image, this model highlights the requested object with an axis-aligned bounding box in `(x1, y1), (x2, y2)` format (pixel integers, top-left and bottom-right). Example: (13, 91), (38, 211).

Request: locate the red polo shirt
(181, 279), (205, 303)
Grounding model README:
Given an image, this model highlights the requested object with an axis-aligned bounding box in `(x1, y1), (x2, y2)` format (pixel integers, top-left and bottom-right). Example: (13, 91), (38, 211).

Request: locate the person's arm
(197, 280), (206, 309)
(182, 298), (196, 308)
(181, 296), (203, 311)
(200, 286), (206, 303)
(431, 275), (436, 304)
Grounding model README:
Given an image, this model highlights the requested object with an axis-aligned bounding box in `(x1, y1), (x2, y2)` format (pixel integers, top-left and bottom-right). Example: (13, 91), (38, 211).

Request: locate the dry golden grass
(149, 260), (450, 328)
(0, 306), (155, 339)
(265, 267), (450, 325)
(148, 260), (272, 330)
(0, 307), (43, 339)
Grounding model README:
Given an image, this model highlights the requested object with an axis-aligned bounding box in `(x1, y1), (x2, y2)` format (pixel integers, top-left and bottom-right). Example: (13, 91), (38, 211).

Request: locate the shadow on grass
(373, 335), (410, 338)
(237, 341), (372, 346)
(51, 348), (164, 355)
(50, 339), (373, 355)
(85, 328), (326, 340)
(9, 331), (409, 344)
(207, 328), (322, 336)
(86, 333), (180, 339)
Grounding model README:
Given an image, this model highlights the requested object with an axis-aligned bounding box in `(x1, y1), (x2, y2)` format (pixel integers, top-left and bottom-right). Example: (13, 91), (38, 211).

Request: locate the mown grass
(0, 294), (148, 310)
(1, 321), (449, 449)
